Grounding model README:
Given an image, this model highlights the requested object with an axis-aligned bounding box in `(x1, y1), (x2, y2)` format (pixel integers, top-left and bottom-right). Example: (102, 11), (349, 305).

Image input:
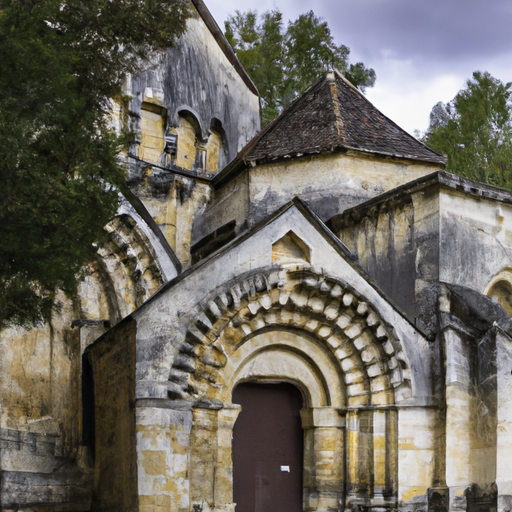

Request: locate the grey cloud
(319, 0), (512, 66)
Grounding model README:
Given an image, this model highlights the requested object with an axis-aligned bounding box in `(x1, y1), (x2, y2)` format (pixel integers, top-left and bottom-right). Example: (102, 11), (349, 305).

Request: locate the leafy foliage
(0, 0), (190, 329)
(423, 72), (512, 188)
(225, 10), (376, 125)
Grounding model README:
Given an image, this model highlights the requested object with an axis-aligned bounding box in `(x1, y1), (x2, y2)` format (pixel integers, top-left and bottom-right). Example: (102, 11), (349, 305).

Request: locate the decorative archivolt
(167, 266), (412, 406)
(78, 214), (166, 323)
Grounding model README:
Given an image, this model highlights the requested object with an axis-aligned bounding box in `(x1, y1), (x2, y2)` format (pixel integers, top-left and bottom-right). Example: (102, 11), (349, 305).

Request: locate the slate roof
(214, 70), (445, 187)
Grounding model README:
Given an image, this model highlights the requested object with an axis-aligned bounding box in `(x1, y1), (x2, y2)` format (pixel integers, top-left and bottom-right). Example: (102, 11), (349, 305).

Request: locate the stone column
(190, 408), (217, 506)
(373, 408), (398, 504)
(213, 405), (241, 512)
(300, 407), (345, 512)
(443, 327), (472, 511)
(496, 330), (512, 512)
(373, 409), (387, 497)
(397, 407), (437, 509)
(189, 404), (240, 512)
(345, 407), (398, 510)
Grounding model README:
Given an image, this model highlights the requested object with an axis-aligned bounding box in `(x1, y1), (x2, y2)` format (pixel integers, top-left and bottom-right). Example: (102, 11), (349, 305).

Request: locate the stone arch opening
(180, 266), (410, 511)
(163, 109), (208, 172)
(169, 267), (412, 406)
(224, 330), (345, 511)
(207, 118), (228, 173)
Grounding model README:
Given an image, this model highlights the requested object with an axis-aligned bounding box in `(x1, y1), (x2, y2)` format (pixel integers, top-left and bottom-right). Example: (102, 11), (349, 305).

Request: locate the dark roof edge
(191, 0), (259, 97)
(330, 170), (512, 226)
(120, 185), (183, 274)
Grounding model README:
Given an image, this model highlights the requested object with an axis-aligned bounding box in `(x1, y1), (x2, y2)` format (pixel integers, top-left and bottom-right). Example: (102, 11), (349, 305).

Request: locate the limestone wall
(332, 174), (512, 510)
(128, 4), (260, 165)
(0, 206), (176, 511)
(0, 294), (91, 511)
(334, 174), (512, 338)
(439, 187), (512, 294)
(128, 171), (211, 269)
(87, 318), (138, 512)
(335, 180), (440, 338)
(88, 204), (436, 512)
(193, 152), (442, 253)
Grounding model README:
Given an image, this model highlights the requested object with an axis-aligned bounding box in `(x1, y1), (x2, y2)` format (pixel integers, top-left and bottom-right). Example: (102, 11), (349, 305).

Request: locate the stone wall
(193, 152), (442, 250)
(332, 173), (512, 339)
(128, 3), (260, 165)
(91, 204), (435, 512)
(87, 318), (138, 512)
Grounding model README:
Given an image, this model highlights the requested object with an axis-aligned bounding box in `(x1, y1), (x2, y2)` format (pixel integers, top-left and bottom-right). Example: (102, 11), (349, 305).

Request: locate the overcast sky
(206, 0), (512, 136)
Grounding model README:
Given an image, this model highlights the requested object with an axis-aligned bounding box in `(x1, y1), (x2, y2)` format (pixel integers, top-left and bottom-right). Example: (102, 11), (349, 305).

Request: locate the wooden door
(232, 382), (303, 512)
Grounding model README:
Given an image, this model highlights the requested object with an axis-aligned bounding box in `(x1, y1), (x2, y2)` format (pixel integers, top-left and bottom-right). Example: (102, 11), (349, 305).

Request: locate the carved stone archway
(169, 266), (412, 511)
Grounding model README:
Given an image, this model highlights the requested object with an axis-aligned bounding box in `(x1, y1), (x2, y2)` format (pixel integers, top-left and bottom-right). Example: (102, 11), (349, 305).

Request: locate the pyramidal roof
(214, 70), (445, 186)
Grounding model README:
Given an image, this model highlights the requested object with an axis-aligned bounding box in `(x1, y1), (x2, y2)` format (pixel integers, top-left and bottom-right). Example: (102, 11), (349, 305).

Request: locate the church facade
(2, 2), (512, 512)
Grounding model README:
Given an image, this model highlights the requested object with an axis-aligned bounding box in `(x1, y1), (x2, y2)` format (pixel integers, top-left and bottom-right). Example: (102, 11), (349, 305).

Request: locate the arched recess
(79, 214), (166, 324)
(168, 108), (209, 173)
(207, 118), (228, 173)
(222, 330), (343, 408)
(170, 266), (411, 511)
(485, 269), (512, 315)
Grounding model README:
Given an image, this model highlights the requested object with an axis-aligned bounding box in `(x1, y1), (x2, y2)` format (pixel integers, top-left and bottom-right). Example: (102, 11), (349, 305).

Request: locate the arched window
(138, 102), (166, 164)
(173, 111), (206, 172)
(206, 119), (228, 174)
(485, 270), (512, 315)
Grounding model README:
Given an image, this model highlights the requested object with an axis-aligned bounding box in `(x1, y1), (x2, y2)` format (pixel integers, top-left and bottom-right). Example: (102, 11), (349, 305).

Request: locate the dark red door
(232, 382), (303, 512)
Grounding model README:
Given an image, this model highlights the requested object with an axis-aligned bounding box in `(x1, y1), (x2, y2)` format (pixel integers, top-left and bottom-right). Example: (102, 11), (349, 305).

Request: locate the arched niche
(173, 111), (204, 171)
(485, 269), (512, 315)
(138, 102), (167, 164)
(207, 118), (228, 173)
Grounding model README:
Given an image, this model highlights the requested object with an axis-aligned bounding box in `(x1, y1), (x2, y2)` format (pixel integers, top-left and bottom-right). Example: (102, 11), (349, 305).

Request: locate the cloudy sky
(206, 0), (512, 136)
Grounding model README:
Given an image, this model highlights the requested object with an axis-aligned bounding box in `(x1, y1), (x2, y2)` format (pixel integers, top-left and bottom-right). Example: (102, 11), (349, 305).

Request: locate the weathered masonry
(2, 1), (512, 512)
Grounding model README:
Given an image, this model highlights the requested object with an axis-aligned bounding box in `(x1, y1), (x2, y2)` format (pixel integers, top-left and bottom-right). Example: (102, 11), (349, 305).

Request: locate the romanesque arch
(79, 214), (167, 323)
(167, 265), (414, 511)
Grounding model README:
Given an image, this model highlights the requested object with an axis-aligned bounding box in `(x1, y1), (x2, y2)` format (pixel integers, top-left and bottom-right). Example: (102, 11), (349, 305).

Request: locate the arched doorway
(232, 382), (304, 512)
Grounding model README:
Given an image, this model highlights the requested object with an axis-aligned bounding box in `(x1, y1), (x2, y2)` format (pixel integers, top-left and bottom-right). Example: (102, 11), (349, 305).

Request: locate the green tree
(225, 9), (376, 125)
(0, 0), (190, 329)
(424, 71), (512, 188)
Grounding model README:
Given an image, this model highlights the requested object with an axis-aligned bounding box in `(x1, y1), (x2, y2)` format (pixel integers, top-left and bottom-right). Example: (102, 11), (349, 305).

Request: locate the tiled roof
(214, 70), (445, 186)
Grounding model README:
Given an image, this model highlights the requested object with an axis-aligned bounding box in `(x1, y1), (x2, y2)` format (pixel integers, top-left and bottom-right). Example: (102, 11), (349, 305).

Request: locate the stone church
(2, 1), (512, 511)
